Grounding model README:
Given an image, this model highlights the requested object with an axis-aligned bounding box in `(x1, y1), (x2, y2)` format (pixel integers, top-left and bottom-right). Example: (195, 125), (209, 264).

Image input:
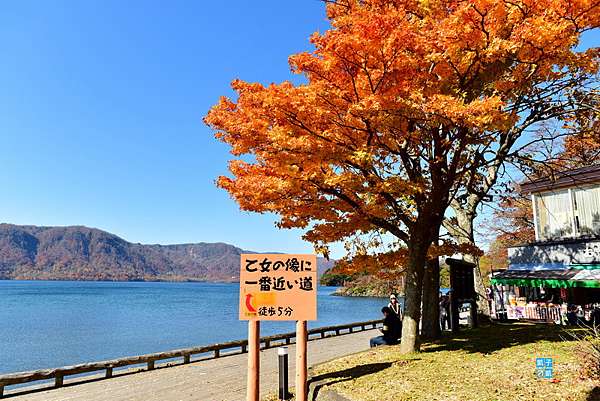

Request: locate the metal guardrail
(0, 319), (382, 398)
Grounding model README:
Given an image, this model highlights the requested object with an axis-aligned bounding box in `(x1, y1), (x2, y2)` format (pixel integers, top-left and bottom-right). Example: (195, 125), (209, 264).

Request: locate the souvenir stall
(490, 268), (600, 323)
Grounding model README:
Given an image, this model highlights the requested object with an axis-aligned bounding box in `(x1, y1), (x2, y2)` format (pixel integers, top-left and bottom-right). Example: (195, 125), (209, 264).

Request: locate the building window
(535, 190), (574, 240)
(574, 186), (600, 236)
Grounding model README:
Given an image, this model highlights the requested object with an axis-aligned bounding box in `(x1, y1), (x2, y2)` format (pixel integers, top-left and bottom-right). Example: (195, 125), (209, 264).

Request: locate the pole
(450, 294), (460, 332)
(449, 266), (459, 333)
(296, 320), (308, 401)
(247, 320), (260, 401)
(278, 347), (289, 400)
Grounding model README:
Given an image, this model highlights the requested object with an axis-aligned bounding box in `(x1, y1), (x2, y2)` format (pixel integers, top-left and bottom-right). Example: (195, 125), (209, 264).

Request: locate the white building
(491, 165), (600, 322)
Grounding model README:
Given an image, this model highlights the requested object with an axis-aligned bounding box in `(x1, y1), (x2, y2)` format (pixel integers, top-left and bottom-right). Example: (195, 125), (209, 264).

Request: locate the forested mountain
(0, 224), (333, 281)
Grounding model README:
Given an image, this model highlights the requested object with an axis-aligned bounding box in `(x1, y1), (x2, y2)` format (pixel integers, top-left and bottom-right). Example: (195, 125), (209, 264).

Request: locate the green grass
(308, 323), (599, 401)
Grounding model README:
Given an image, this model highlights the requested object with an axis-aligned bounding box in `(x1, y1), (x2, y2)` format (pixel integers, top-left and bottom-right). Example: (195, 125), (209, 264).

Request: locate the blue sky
(0, 2), (597, 258)
(0, 0), (331, 254)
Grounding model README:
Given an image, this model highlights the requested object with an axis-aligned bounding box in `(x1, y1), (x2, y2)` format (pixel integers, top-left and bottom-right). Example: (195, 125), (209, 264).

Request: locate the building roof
(521, 164), (600, 194)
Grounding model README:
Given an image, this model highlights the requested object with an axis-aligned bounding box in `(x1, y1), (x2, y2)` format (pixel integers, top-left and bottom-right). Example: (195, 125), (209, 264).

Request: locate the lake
(0, 281), (396, 374)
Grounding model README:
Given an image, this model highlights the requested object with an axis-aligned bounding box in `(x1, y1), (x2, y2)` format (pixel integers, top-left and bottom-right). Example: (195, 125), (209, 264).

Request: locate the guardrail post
(285, 337), (291, 345)
(278, 347), (290, 400)
(214, 349), (220, 358)
(106, 367), (113, 378)
(335, 328), (340, 335)
(55, 374), (63, 388)
(1, 385), (4, 398)
(184, 354), (191, 364)
(348, 327), (353, 333)
(264, 340), (271, 349)
(148, 361), (155, 370)
(241, 345), (247, 353)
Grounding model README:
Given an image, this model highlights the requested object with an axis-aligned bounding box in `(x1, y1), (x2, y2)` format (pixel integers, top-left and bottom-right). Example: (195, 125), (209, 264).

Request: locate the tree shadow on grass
(421, 322), (570, 355)
(586, 386), (600, 401)
(308, 362), (393, 400)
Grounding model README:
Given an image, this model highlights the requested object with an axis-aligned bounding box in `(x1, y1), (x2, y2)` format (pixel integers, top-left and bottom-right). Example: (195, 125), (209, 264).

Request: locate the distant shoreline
(0, 223), (335, 283)
(0, 279), (344, 286)
(331, 290), (401, 299)
(0, 278), (233, 283)
(331, 285), (404, 298)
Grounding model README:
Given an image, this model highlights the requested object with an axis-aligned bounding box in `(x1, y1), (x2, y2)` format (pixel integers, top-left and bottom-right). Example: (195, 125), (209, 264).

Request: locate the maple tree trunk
(399, 238), (427, 354)
(453, 210), (490, 317)
(421, 257), (441, 340)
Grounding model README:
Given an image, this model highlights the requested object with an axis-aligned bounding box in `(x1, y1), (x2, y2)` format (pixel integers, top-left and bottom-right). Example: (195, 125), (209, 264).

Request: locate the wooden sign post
(247, 320), (260, 401)
(296, 320), (308, 401)
(239, 254), (317, 401)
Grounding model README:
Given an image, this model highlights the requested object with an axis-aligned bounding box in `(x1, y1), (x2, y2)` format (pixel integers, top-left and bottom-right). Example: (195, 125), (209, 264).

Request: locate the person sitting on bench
(370, 306), (402, 347)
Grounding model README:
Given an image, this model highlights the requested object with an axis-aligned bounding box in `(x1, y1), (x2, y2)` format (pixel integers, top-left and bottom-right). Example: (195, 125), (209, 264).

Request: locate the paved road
(6, 330), (375, 401)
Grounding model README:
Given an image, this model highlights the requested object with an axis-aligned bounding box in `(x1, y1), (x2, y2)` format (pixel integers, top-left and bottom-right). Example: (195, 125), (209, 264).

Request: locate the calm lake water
(0, 281), (393, 374)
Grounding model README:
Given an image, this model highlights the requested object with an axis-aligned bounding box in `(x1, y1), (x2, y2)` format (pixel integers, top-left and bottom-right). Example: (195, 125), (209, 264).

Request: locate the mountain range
(0, 224), (333, 282)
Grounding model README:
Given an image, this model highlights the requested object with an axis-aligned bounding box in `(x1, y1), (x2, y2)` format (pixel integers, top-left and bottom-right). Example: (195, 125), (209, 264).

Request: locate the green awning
(491, 268), (600, 288)
(490, 277), (600, 288)
(570, 264), (600, 270)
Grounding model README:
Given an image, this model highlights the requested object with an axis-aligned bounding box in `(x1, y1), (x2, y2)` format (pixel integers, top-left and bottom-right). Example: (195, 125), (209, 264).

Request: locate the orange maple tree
(206, 0), (600, 353)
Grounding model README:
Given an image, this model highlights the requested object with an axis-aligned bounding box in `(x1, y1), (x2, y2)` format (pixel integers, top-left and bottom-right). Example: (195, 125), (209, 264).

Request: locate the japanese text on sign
(535, 358), (553, 379)
(239, 254), (317, 321)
